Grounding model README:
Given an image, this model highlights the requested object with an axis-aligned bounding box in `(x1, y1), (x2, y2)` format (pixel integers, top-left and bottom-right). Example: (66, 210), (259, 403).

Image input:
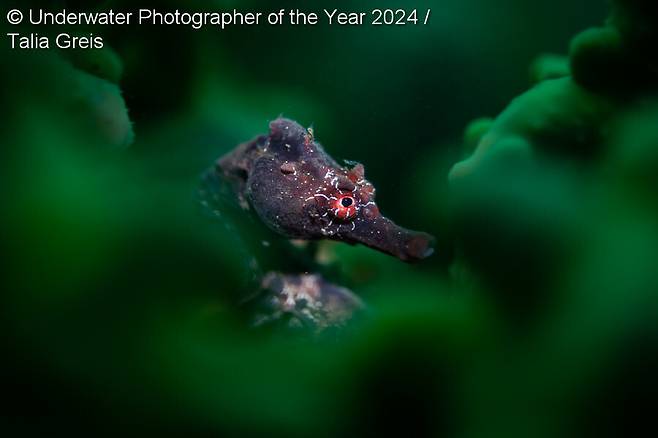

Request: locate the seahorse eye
(333, 195), (357, 220)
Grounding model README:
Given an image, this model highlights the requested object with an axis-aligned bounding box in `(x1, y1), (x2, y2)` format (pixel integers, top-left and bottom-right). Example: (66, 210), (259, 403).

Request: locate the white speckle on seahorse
(306, 193), (330, 201)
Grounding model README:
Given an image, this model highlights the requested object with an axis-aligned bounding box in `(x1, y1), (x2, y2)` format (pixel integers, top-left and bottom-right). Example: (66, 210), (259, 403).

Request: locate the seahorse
(212, 117), (434, 262)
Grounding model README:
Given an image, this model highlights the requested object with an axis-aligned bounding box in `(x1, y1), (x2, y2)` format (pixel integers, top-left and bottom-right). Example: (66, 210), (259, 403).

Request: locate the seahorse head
(243, 118), (435, 262)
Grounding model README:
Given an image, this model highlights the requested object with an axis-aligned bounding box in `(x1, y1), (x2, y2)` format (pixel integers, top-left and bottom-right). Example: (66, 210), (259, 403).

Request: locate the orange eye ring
(333, 195), (357, 220)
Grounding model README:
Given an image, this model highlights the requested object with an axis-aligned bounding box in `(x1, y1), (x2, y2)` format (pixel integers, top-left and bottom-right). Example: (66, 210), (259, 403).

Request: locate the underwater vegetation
(1, 0), (657, 436)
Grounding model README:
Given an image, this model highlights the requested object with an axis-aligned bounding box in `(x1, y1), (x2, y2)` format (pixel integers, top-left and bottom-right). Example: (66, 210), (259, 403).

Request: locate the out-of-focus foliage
(2, 0), (656, 437)
(446, 1), (658, 436)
